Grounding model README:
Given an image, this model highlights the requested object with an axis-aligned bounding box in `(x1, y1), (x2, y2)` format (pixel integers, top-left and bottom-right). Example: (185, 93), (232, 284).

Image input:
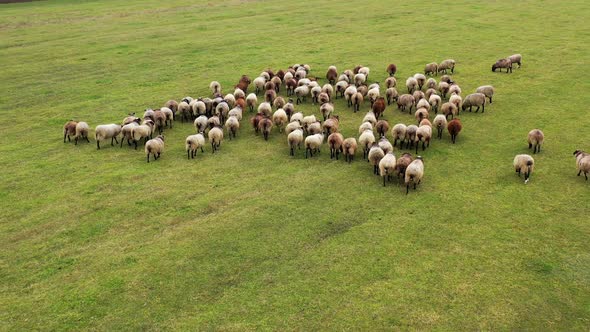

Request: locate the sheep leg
(211, 142), (215, 153)
(383, 176), (386, 187)
(97, 140), (100, 150)
(187, 150), (190, 159)
(147, 153), (150, 163)
(75, 137), (78, 145)
(585, 172), (588, 180)
(406, 184), (410, 194)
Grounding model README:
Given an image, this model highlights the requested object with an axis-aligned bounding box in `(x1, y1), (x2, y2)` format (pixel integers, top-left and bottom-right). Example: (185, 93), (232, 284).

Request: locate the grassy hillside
(1, 0), (589, 330)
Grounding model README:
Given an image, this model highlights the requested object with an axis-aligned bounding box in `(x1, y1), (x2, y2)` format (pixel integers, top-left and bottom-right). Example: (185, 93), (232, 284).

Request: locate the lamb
(359, 121), (373, 134)
(429, 94), (442, 113)
(362, 111), (377, 126)
(397, 94), (415, 112)
(405, 157), (424, 194)
(225, 115), (240, 139)
(194, 115), (208, 133)
(272, 109), (288, 132)
(288, 128), (304, 156)
(178, 101), (191, 122)
(323, 115), (340, 137)
(513, 154), (534, 183)
(258, 117), (273, 140)
(326, 66), (338, 85)
(379, 152), (397, 186)
(294, 85), (310, 104)
(438, 59), (456, 74)
(305, 133), (324, 158)
(253, 76), (266, 94)
(328, 133), (344, 160)
(372, 97), (386, 119)
(368, 143), (385, 175)
(386, 63), (397, 76)
(391, 123), (407, 148)
(508, 54), (522, 68)
(527, 129), (544, 153)
(376, 120), (390, 138)
(258, 102), (272, 117)
(405, 125), (418, 149)
(406, 77), (418, 94)
(476, 85), (495, 104)
(492, 58), (512, 73)
(394, 153), (413, 181)
(145, 135), (165, 162)
(208, 126), (224, 153)
(441, 102), (459, 119)
(424, 63), (438, 76)
(573, 150), (590, 180)
(447, 118), (462, 143)
(63, 120), (78, 143)
(415, 125), (432, 153)
(120, 122), (139, 148)
(342, 138), (358, 163)
(74, 122), (90, 145)
(378, 136), (394, 154)
(462, 93), (486, 113)
(386, 87), (399, 105)
(131, 120), (154, 149)
(354, 73), (366, 87)
(359, 129), (376, 159)
(414, 73), (426, 90)
(95, 124), (122, 149)
(210, 81), (221, 95)
(185, 133), (205, 159)
(433, 114), (448, 139)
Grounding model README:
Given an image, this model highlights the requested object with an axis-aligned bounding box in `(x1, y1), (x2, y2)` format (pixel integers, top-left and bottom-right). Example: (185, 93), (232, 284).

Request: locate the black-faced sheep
(573, 150), (590, 180)
(513, 154), (534, 184)
(462, 93), (486, 113)
(492, 58), (512, 73)
(509, 54), (522, 68)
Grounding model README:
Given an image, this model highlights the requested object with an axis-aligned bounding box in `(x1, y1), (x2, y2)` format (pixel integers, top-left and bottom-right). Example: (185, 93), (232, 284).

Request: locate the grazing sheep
(426, 78), (437, 90)
(120, 122), (139, 147)
(351, 92), (364, 113)
(397, 94), (415, 113)
(476, 85), (495, 104)
(509, 54), (522, 68)
(285, 121), (302, 135)
(253, 76), (266, 94)
(414, 73), (426, 90)
(386, 87), (399, 105)
(288, 128), (304, 156)
(145, 135), (165, 162)
(326, 66), (338, 85)
(386, 63), (397, 76)
(372, 97), (386, 118)
(573, 150), (590, 180)
(225, 115), (240, 139)
(379, 152), (397, 186)
(513, 154), (534, 183)
(192, 99), (206, 117)
(131, 120), (154, 149)
(63, 120), (78, 143)
(462, 93), (486, 113)
(441, 102), (459, 119)
(185, 133), (205, 159)
(74, 121), (90, 145)
(228, 105), (243, 121)
(323, 115), (340, 137)
(449, 94), (463, 111)
(208, 126), (224, 153)
(406, 77), (418, 94)
(328, 132), (344, 159)
(359, 121), (373, 134)
(447, 118), (462, 144)
(294, 85), (310, 104)
(415, 108), (430, 124)
(335, 81), (348, 99)
(320, 103), (334, 121)
(378, 136), (394, 154)
(246, 93), (258, 112)
(429, 94), (442, 113)
(272, 109), (288, 132)
(376, 120), (390, 138)
(449, 84), (462, 96)
(527, 129), (544, 154)
(250, 113), (264, 134)
(368, 143), (385, 175)
(394, 153), (413, 181)
(492, 58), (512, 73)
(343, 138), (358, 163)
(258, 102), (272, 117)
(424, 63), (438, 76)
(258, 117), (273, 140)
(438, 59), (456, 74)
(415, 125), (432, 153)
(178, 101), (191, 122)
(265, 89), (277, 104)
(305, 133), (324, 158)
(391, 123), (407, 148)
(273, 96), (286, 110)
(359, 129), (376, 159)
(354, 73), (366, 87)
(405, 157), (424, 194)
(433, 114), (448, 139)
(416, 98), (431, 112)
(165, 100), (178, 118)
(345, 85), (358, 107)
(405, 125), (418, 149)
(95, 124), (122, 149)
(194, 115), (208, 133)
(285, 78), (297, 96)
(210, 81), (221, 95)
(438, 81), (450, 99)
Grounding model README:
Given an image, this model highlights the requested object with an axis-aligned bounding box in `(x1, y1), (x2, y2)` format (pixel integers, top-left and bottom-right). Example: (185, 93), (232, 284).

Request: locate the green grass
(1, 0), (589, 330)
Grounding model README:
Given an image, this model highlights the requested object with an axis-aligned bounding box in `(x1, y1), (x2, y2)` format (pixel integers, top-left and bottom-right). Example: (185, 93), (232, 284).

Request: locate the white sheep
(210, 81), (221, 95)
(391, 123), (407, 148)
(208, 126), (224, 153)
(415, 125), (432, 153)
(429, 94), (442, 113)
(258, 102), (272, 117)
(95, 124), (122, 150)
(513, 154), (534, 183)
(320, 103), (334, 121)
(294, 85), (310, 104)
(288, 128), (304, 156)
(131, 120), (154, 149)
(385, 77), (397, 89)
(194, 115), (208, 133)
(120, 122), (139, 148)
(368, 143), (385, 175)
(359, 66), (370, 79)
(228, 106), (243, 121)
(362, 111), (377, 126)
(246, 93), (258, 112)
(285, 121), (303, 135)
(225, 115), (240, 139)
(359, 129), (376, 159)
(378, 136), (394, 154)
(234, 88), (246, 100)
(527, 129), (544, 154)
(433, 114), (448, 139)
(573, 150), (590, 180)
(192, 100), (206, 117)
(290, 112), (304, 124)
(405, 157), (424, 194)
(406, 77), (418, 94)
(354, 73), (366, 86)
(272, 109), (288, 132)
(305, 133), (324, 158)
(379, 152), (397, 186)
(253, 76), (266, 94)
(74, 121), (90, 145)
(145, 135), (165, 163)
(413, 73), (426, 90)
(185, 133), (205, 159)
(386, 87), (398, 105)
(462, 93), (486, 113)
(476, 85), (495, 104)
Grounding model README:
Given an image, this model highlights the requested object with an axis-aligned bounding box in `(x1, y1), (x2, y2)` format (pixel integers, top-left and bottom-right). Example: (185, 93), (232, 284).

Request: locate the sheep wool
(145, 135), (165, 163)
(405, 157), (424, 194)
(185, 133), (205, 159)
(513, 154), (534, 184)
(379, 152), (397, 186)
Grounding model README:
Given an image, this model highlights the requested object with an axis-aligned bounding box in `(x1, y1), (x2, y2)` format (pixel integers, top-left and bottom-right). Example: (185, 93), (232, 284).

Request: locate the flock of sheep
(63, 56), (590, 192)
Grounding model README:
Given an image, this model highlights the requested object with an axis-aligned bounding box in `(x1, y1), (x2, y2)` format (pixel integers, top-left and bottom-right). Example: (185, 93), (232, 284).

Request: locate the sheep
(386, 63), (397, 76)
(405, 125), (418, 149)
(309, 86), (321, 105)
(222, 94), (236, 109)
(294, 85), (310, 104)
(253, 76), (266, 94)
(120, 122), (139, 148)
(447, 118), (462, 144)
(345, 85), (358, 107)
(415, 125), (432, 153)
(438, 59), (456, 74)
(143, 108), (155, 122)
(425, 88), (438, 101)
(295, 68), (307, 80)
(508, 54), (522, 68)
(414, 73), (426, 90)
(359, 66), (370, 79)
(207, 115), (221, 129)
(74, 122), (90, 145)
(419, 119), (432, 128)
(122, 113), (140, 126)
(375, 120), (390, 138)
(359, 129), (376, 160)
(362, 111), (377, 127)
(302, 114), (317, 133)
(215, 101), (230, 123)
(476, 85), (495, 104)
(323, 115), (340, 137)
(367, 87), (380, 106)
(378, 136), (394, 154)
(338, 74), (350, 83)
(317, 92), (330, 106)
(321, 84), (334, 99)
(449, 94), (462, 112)
(328, 133), (344, 160)
(342, 138), (358, 163)
(236, 75), (251, 93)
(258, 117), (273, 140)
(416, 98), (431, 112)
(368, 143), (385, 175)
(208, 126), (224, 153)
(415, 108), (430, 124)
(308, 121), (322, 135)
(272, 109), (288, 132)
(160, 107), (174, 128)
(386, 87), (399, 105)
(178, 101), (191, 122)
(264, 81), (276, 93)
(413, 90), (425, 105)
(372, 97), (386, 119)
(285, 78), (297, 96)
(228, 105), (243, 121)
(145, 135), (165, 162)
(257, 102), (272, 117)
(326, 66), (338, 85)
(194, 115), (208, 133)
(424, 63), (438, 76)
(283, 71), (294, 82)
(429, 94), (442, 113)
(441, 102), (459, 119)
(288, 128), (304, 156)
(192, 99), (206, 117)
(462, 93), (486, 113)
(353, 65), (363, 74)
(225, 115), (240, 139)
(95, 124), (122, 149)
(264, 89), (277, 105)
(245, 93), (258, 112)
(259, 71), (270, 81)
(527, 129), (544, 154)
(438, 81), (450, 99)
(354, 73), (366, 87)
(202, 98), (214, 115)
(379, 152), (397, 186)
(391, 123), (406, 148)
(350, 92), (364, 113)
(359, 121), (373, 134)
(271, 96), (285, 110)
(394, 153), (413, 181)
(235, 97), (246, 112)
(271, 76), (282, 93)
(492, 58), (512, 73)
(185, 133), (205, 159)
(335, 81), (348, 99)
(305, 133), (324, 158)
(397, 94), (415, 113)
(513, 154), (534, 183)
(285, 121), (302, 135)
(181, 96), (193, 104)
(449, 84), (462, 96)
(433, 114), (448, 139)
(291, 112), (304, 124)
(440, 75), (453, 84)
(210, 81), (221, 95)
(320, 103), (334, 121)
(164, 100), (178, 118)
(406, 77), (418, 94)
(63, 120), (78, 143)
(152, 110), (166, 134)
(131, 120), (154, 149)
(573, 150), (590, 180)
(405, 157), (424, 194)
(426, 78), (437, 90)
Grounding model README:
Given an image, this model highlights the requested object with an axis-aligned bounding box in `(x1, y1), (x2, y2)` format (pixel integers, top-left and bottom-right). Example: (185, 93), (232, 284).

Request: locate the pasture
(1, 0), (589, 330)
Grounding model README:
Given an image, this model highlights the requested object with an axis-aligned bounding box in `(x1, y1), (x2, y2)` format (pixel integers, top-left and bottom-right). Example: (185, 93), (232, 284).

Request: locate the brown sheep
(492, 58), (512, 73)
(258, 117), (273, 141)
(343, 138), (357, 163)
(328, 133), (344, 160)
(372, 97), (386, 118)
(447, 118), (462, 144)
(326, 66), (338, 85)
(322, 115), (340, 137)
(386, 63), (397, 77)
(375, 120), (390, 138)
(63, 120), (77, 143)
(527, 129), (544, 154)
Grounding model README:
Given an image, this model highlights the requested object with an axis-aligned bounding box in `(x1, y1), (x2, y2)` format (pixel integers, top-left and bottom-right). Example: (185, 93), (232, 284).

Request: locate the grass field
(1, 0), (589, 330)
